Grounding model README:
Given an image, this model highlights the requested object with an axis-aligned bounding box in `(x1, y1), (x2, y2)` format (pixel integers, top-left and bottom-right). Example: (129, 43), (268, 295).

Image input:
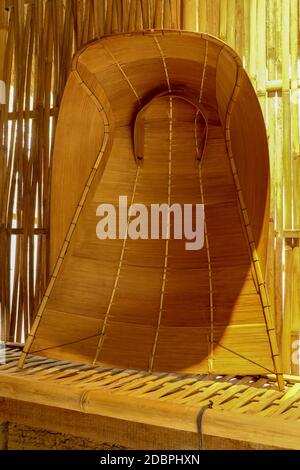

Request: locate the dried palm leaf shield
(20, 31), (283, 386)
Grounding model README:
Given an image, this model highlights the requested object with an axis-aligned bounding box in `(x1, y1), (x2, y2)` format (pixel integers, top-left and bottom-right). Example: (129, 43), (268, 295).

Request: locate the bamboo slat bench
(1, 346), (300, 449)
(2, 31), (293, 450)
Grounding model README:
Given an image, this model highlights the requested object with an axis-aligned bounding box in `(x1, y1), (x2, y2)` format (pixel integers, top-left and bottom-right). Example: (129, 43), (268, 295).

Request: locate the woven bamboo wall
(0, 0), (299, 374)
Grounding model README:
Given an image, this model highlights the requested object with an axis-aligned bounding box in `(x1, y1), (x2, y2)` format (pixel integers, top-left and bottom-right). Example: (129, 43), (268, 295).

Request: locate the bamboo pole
(235, 0), (244, 59)
(1, 11), (14, 342)
(249, 0), (257, 84)
(290, 0), (299, 230)
(0, 0), (298, 380)
(206, 0), (219, 38)
(163, 0), (172, 28)
(198, 0), (206, 32)
(93, 0), (105, 37)
(128, 0), (137, 31)
(0, 422), (8, 450)
(170, 0), (179, 28)
(219, 0), (227, 41)
(243, 0), (250, 69)
(282, 243), (293, 373)
(281, 0), (293, 373)
(182, 0), (197, 31)
(0, 0), (8, 341)
(105, 0), (113, 34)
(272, 0), (284, 352)
(291, 244), (300, 375)
(266, 0), (278, 340)
(282, 0), (292, 230)
(0, 0), (8, 79)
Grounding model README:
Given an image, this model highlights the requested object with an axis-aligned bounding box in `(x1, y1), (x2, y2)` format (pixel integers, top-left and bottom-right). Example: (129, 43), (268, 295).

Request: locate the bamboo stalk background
(0, 0), (299, 373)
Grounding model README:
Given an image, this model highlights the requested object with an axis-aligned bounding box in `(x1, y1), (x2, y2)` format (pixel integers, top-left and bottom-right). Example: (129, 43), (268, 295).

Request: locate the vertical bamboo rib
(73, 0), (82, 48)
(226, 0), (235, 49)
(141, 0), (150, 29)
(199, 157), (214, 373)
(93, 0), (105, 37)
(33, 0), (44, 320)
(11, 0), (26, 342)
(111, 0), (119, 34)
(0, 0), (7, 78)
(153, 34), (171, 92)
(93, 166), (140, 366)
(149, 96), (173, 372)
(22, 3), (34, 339)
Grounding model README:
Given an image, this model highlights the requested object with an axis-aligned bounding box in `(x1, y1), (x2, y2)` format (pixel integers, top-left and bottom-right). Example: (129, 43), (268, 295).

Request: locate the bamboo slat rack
(0, 0), (299, 376)
(1, 345), (300, 449)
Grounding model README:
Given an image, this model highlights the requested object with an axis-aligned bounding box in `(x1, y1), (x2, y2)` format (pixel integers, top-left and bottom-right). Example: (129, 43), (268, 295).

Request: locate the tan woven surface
(1, 346), (299, 420)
